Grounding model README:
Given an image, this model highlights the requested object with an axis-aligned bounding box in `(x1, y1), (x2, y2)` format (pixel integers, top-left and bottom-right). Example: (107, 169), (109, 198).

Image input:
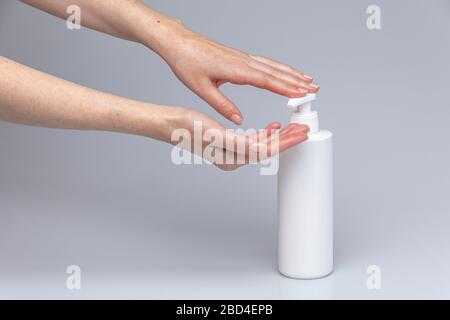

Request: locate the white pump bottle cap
(287, 93), (319, 133)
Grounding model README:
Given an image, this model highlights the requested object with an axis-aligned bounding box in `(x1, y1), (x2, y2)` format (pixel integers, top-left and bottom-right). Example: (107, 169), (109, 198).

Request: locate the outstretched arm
(0, 55), (174, 141)
(20, 0), (319, 125)
(20, 0), (172, 49)
(0, 56), (309, 170)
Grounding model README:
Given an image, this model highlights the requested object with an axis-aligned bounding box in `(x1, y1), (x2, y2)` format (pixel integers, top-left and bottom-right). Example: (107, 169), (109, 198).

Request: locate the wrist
(127, 3), (188, 60)
(142, 18), (191, 62)
(107, 101), (185, 143)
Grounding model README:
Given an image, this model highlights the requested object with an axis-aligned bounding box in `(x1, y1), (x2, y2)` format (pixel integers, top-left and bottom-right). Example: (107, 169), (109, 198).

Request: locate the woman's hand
(0, 56), (309, 172)
(20, 1), (319, 125)
(165, 107), (309, 171)
(15, 1), (313, 170)
(157, 23), (319, 125)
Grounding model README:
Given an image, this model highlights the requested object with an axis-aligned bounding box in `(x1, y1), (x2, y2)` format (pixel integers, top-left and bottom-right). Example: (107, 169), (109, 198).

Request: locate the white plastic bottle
(278, 93), (333, 279)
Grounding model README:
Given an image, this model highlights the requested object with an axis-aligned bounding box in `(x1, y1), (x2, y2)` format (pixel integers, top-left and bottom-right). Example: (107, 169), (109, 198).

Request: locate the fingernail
(230, 114), (243, 125)
(304, 74), (313, 81)
(308, 84), (320, 91)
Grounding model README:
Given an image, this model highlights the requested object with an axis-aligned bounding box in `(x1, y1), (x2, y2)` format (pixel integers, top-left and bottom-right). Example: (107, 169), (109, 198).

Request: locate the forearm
(0, 56), (178, 142)
(20, 0), (182, 58)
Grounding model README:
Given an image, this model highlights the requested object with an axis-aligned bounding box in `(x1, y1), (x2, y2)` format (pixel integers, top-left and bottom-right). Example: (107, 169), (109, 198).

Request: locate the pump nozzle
(287, 93), (319, 133)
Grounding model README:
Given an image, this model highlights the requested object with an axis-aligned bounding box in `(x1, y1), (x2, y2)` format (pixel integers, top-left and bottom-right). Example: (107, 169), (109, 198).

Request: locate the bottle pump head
(288, 93), (319, 133)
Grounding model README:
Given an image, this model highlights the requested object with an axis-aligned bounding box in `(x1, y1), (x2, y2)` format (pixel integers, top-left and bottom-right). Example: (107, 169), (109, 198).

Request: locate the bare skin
(0, 1), (315, 170)
(0, 57), (309, 170)
(19, 0), (319, 124)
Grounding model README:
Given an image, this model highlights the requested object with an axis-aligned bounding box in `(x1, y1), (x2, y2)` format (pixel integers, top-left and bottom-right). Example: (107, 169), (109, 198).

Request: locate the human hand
(156, 23), (319, 125)
(0, 55), (308, 172)
(20, 1), (318, 125)
(163, 107), (309, 171)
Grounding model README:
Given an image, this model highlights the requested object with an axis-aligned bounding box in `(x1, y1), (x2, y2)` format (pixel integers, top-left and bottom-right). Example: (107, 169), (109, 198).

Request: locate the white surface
(278, 131), (333, 279)
(1, 166), (449, 300)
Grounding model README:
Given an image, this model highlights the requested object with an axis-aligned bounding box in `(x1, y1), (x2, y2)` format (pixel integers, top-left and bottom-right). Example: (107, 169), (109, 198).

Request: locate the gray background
(0, 0), (449, 299)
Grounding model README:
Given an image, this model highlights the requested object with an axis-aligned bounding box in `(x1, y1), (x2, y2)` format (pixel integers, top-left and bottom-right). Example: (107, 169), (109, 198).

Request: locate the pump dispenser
(287, 93), (319, 133)
(278, 93), (333, 279)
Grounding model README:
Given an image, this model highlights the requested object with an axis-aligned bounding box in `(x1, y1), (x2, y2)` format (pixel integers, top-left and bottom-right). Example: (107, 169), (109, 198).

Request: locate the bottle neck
(290, 110), (319, 134)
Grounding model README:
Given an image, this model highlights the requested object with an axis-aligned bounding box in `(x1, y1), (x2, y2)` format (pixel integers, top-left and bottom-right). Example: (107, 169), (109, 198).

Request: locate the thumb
(199, 81), (243, 125)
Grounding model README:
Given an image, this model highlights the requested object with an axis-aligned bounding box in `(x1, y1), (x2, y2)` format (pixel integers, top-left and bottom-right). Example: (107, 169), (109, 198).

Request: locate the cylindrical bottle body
(278, 130), (333, 279)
